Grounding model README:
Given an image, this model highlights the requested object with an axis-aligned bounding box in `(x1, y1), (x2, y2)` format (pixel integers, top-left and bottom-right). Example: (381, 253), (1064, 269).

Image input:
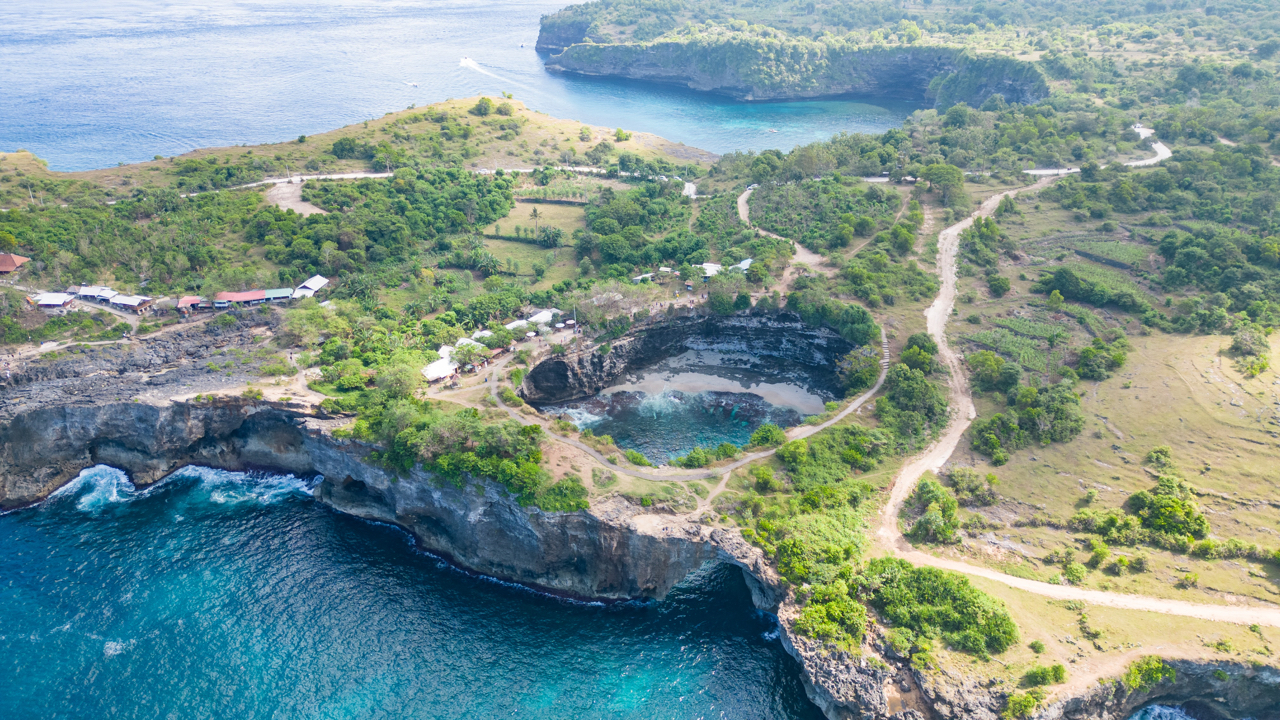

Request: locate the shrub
(793, 579), (868, 650)
(776, 439), (809, 467)
(947, 467), (999, 506)
(624, 449), (652, 467)
(679, 447), (710, 468)
(1029, 640), (1046, 654)
(1003, 692), (1040, 718)
(988, 275), (1011, 297)
(1122, 656), (1176, 691)
(860, 556), (1019, 658)
(750, 423), (787, 447)
(1063, 562), (1087, 584)
(1023, 663), (1066, 687)
(534, 475), (589, 512)
(908, 477), (959, 543)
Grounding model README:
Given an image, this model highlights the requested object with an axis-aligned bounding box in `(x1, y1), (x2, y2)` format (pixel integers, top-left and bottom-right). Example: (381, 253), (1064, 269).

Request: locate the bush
(988, 275), (1011, 297)
(750, 423), (787, 447)
(908, 477), (959, 543)
(793, 579), (868, 650)
(1023, 663), (1066, 687)
(1003, 693), (1039, 719)
(1029, 640), (1046, 654)
(499, 386), (524, 406)
(860, 556), (1019, 658)
(625, 449), (652, 467)
(1122, 656), (1176, 691)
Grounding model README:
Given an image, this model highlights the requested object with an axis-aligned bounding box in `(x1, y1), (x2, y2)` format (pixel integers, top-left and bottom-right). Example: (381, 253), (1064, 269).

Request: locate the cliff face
(544, 40), (1047, 109)
(518, 311), (854, 405)
(3, 394), (1279, 719)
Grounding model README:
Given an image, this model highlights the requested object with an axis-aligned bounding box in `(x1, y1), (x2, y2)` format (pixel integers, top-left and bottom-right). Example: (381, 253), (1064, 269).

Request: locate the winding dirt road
(873, 178), (1280, 628)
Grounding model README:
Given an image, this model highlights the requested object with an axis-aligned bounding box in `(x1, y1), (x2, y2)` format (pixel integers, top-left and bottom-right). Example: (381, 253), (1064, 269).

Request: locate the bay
(0, 0), (915, 171)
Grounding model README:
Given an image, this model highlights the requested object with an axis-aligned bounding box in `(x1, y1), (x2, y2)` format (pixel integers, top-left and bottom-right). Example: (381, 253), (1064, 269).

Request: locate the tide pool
(0, 0), (917, 171)
(0, 465), (824, 719)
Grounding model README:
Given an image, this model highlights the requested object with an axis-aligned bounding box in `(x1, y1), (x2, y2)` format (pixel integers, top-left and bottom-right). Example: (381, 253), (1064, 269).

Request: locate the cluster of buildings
(177, 275), (329, 314)
(422, 308), (568, 383)
(632, 258), (754, 290)
(27, 275), (329, 317)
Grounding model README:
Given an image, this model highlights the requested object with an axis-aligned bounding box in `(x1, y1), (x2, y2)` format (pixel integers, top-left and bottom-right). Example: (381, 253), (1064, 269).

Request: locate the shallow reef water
(0, 465), (825, 719)
(541, 349), (828, 462)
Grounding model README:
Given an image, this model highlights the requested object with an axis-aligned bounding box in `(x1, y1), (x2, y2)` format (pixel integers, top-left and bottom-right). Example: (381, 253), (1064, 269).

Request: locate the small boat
(766, 128), (779, 133)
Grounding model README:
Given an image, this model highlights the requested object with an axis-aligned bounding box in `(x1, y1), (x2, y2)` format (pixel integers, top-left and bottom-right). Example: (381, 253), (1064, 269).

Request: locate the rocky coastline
(0, 319), (1276, 720)
(541, 40), (1047, 109)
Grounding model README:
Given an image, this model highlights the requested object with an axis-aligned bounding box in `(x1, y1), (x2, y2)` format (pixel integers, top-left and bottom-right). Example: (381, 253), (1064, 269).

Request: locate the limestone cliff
(1, 331), (1277, 719)
(544, 40), (1047, 109)
(518, 311), (853, 405)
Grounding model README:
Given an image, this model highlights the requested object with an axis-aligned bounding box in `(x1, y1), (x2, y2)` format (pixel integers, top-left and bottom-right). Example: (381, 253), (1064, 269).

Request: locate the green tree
(471, 97), (495, 116)
(920, 163), (968, 208)
(987, 275), (1011, 297)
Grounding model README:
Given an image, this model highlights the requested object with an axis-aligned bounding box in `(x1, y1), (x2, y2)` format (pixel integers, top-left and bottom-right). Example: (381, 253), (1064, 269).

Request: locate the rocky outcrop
(544, 40), (1047, 109)
(2, 323), (1276, 720)
(1037, 660), (1280, 720)
(518, 311), (854, 405)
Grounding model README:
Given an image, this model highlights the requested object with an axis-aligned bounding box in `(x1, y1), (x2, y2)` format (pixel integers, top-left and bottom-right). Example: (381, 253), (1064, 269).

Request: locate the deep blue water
(0, 465), (824, 719)
(0, 0), (917, 171)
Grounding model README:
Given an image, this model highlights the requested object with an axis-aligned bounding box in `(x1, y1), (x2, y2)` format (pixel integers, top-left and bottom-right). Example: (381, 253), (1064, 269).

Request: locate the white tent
(292, 275), (329, 299)
(422, 347), (458, 381)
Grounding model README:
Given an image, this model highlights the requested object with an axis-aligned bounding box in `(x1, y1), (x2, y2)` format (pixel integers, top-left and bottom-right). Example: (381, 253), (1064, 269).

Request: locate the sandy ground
(872, 176), (1280, 628)
(265, 181), (328, 216)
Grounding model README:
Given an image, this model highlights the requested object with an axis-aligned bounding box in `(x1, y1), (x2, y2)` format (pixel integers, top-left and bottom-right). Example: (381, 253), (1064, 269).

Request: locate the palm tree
(529, 207), (541, 236)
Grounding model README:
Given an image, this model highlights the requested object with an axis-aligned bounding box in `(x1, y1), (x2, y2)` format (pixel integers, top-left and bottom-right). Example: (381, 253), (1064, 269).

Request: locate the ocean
(0, 0), (916, 171)
(0, 465), (825, 719)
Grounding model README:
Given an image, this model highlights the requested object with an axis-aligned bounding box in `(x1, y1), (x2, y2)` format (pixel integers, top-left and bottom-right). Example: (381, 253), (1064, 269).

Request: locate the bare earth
(264, 181), (328, 216)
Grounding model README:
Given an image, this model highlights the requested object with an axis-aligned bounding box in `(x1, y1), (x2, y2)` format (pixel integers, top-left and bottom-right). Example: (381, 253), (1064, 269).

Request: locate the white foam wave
(555, 407), (605, 429)
(48, 465), (139, 513)
(103, 639), (134, 658)
(170, 465), (319, 504)
(45, 465), (317, 513)
(1128, 707), (1195, 720)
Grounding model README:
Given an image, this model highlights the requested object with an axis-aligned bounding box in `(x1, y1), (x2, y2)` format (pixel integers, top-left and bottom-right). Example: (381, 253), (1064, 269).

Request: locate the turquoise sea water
(0, 0), (916, 171)
(0, 465), (825, 719)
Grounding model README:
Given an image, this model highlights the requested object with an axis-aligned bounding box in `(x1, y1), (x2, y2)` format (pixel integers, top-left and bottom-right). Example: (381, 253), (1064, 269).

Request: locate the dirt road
(874, 176), (1280, 628)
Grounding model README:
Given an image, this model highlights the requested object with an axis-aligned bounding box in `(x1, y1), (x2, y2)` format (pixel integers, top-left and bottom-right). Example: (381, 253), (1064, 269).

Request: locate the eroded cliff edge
(517, 311), (853, 406)
(1, 329), (1277, 719)
(543, 41), (1047, 109)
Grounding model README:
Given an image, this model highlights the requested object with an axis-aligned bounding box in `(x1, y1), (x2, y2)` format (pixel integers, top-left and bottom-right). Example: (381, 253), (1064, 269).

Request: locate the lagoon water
(542, 349), (830, 463)
(0, 0), (916, 171)
(0, 466), (824, 719)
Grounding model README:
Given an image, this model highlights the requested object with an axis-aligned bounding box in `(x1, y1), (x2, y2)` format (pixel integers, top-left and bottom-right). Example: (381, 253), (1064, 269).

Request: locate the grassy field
(941, 330), (1280, 605)
(485, 201), (587, 239)
(0, 97), (717, 208)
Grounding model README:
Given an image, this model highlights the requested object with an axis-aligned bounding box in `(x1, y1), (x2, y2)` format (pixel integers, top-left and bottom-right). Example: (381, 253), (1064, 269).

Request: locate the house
(32, 292), (75, 308)
(177, 296), (211, 314)
(422, 347), (459, 382)
(110, 295), (153, 314)
(75, 285), (111, 301)
(421, 338), (488, 382)
(265, 288), (293, 303)
(214, 290), (267, 307)
(75, 286), (119, 303)
(658, 266), (672, 273)
(697, 262), (722, 281)
(0, 254), (31, 274)
(631, 273), (654, 283)
(292, 275), (329, 299)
